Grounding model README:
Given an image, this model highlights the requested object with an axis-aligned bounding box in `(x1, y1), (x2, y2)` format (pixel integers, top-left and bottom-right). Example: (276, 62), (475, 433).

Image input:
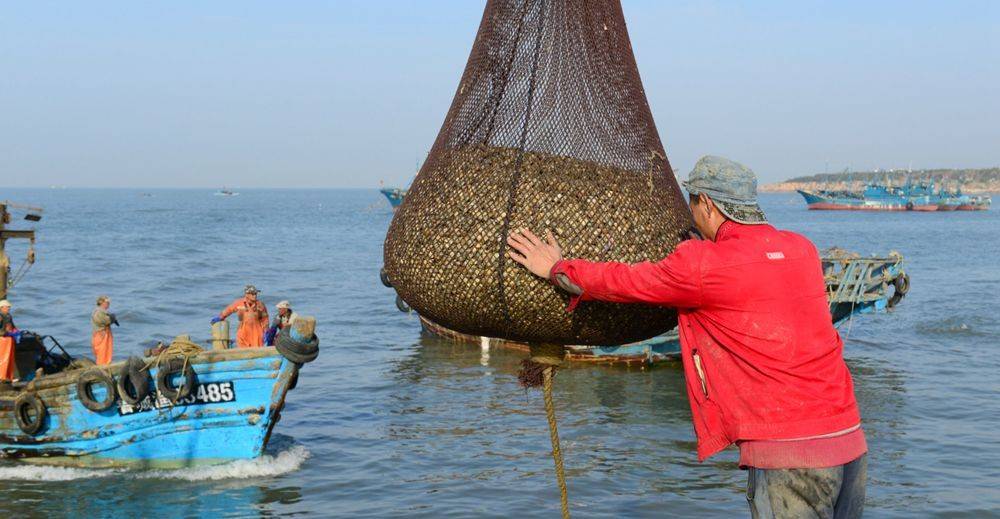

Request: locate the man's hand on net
(507, 229), (563, 279)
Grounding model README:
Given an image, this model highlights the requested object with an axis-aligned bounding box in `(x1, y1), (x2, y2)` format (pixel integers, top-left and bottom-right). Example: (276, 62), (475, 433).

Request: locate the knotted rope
(144, 334), (204, 376)
(519, 343), (570, 519)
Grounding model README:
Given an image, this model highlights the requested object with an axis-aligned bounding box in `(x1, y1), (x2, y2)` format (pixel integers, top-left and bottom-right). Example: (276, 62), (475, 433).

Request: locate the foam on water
(143, 445), (310, 481)
(0, 464), (116, 481)
(0, 445), (309, 482)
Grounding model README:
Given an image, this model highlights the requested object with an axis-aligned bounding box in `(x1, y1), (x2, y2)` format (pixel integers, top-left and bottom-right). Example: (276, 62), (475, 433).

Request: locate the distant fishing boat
(215, 187), (239, 197)
(383, 249), (909, 366)
(379, 187), (407, 211)
(956, 194), (992, 211)
(0, 202), (320, 468)
(798, 180), (990, 211)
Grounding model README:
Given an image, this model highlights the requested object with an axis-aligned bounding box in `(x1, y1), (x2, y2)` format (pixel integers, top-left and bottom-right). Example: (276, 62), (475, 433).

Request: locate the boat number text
(118, 381), (237, 416)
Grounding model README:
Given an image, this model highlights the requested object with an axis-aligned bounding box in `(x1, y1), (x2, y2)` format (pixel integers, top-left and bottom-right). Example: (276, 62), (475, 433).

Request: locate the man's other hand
(507, 229), (563, 279)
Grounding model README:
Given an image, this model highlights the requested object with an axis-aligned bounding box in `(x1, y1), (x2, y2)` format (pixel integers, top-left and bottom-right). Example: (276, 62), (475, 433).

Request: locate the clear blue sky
(2, 1), (997, 188)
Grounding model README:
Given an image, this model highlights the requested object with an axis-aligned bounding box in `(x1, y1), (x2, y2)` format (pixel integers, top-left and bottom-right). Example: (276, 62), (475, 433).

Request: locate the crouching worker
(91, 295), (118, 365)
(0, 300), (21, 381)
(264, 300), (297, 346)
(213, 285), (268, 348)
(506, 156), (867, 519)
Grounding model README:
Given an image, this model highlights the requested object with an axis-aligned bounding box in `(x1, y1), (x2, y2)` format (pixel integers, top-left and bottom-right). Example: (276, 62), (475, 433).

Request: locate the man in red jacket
(507, 156), (867, 518)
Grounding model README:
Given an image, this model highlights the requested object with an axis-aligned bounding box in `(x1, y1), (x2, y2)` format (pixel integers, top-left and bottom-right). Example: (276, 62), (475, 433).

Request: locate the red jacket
(551, 221), (861, 461)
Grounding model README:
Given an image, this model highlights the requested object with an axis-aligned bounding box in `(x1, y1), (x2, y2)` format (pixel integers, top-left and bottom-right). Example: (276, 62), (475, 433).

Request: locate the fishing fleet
(797, 180), (991, 211)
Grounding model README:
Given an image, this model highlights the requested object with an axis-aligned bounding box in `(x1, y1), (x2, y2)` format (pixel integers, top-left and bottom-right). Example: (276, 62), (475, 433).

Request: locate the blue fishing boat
(798, 183), (937, 211)
(0, 202), (320, 468)
(798, 179), (991, 211)
(379, 187), (407, 211)
(0, 339), (314, 468)
(388, 249), (908, 366)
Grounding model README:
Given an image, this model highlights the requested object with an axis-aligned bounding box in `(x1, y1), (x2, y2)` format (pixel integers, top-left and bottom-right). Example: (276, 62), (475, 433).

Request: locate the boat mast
(0, 201), (39, 301)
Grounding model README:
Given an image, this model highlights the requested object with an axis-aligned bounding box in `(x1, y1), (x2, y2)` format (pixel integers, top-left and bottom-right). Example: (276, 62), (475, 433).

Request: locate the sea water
(0, 189), (997, 517)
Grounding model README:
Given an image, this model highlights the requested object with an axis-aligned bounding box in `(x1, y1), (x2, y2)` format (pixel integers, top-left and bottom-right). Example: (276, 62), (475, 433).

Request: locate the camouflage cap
(244, 284), (260, 295)
(682, 155), (767, 225)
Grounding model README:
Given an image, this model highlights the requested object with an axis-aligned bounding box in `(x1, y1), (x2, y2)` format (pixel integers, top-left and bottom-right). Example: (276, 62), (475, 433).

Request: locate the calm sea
(0, 188), (997, 518)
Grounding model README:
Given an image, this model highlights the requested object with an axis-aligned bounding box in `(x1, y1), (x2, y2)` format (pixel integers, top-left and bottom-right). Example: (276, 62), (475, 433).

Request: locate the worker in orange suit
(212, 285), (269, 348)
(91, 295), (118, 365)
(0, 299), (20, 381)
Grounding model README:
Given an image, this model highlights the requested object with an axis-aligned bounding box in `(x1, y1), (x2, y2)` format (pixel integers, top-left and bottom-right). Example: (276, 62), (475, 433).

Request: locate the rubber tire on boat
(905, 201), (914, 211)
(15, 393), (47, 436)
(894, 273), (910, 295)
(395, 294), (411, 313)
(117, 357), (151, 405)
(380, 267), (392, 288)
(156, 357), (197, 403)
(888, 273), (910, 308)
(77, 369), (117, 412)
(275, 329), (319, 364)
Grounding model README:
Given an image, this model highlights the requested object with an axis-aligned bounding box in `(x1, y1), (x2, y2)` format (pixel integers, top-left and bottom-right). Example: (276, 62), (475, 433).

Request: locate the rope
(7, 245), (35, 289)
(543, 366), (570, 519)
(519, 343), (570, 519)
(496, 0), (549, 334)
(144, 335), (204, 374)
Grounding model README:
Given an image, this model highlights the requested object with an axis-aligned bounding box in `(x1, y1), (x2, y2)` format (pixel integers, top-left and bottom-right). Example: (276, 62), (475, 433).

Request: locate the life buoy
(117, 357), (150, 405)
(77, 369), (117, 412)
(155, 357), (197, 403)
(15, 393), (47, 435)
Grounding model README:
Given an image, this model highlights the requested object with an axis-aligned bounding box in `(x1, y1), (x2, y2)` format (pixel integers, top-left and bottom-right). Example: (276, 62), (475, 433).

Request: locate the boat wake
(0, 445), (309, 481)
(148, 445), (310, 481)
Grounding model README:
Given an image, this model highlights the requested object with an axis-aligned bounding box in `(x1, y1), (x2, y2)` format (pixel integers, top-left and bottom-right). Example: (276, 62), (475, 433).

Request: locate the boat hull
(380, 188), (406, 211)
(412, 252), (907, 366)
(0, 347), (298, 468)
(798, 190), (939, 211)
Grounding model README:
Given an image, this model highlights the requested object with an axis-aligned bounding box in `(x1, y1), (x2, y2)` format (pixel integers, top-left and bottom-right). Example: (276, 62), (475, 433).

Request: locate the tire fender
(15, 393), (47, 436)
(77, 369), (117, 412)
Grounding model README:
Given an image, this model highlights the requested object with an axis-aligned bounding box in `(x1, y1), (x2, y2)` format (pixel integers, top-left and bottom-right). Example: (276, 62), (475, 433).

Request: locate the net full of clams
(383, 0), (693, 346)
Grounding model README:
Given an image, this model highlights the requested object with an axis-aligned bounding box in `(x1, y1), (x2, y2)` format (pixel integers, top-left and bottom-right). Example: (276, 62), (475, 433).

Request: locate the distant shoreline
(761, 167), (1000, 194)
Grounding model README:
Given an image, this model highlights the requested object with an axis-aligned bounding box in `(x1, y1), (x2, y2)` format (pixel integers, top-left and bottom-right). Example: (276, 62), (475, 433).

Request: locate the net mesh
(384, 0), (692, 345)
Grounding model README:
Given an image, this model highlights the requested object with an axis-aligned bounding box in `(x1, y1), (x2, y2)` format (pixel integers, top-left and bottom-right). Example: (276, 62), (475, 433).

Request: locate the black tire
(275, 329), (319, 364)
(888, 273), (910, 308)
(156, 357), (197, 403)
(395, 294), (411, 313)
(380, 268), (392, 288)
(894, 273), (910, 295)
(905, 201), (914, 211)
(15, 393), (47, 435)
(77, 369), (117, 412)
(117, 357), (150, 405)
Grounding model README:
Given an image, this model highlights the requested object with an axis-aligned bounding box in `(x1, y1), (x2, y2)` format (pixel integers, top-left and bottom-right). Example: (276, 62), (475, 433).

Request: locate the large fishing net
(384, 0), (693, 345)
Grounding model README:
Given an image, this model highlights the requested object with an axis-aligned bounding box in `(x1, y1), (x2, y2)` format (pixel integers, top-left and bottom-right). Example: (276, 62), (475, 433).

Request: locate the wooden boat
(0, 339), (306, 468)
(388, 250), (908, 366)
(0, 201), (319, 468)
